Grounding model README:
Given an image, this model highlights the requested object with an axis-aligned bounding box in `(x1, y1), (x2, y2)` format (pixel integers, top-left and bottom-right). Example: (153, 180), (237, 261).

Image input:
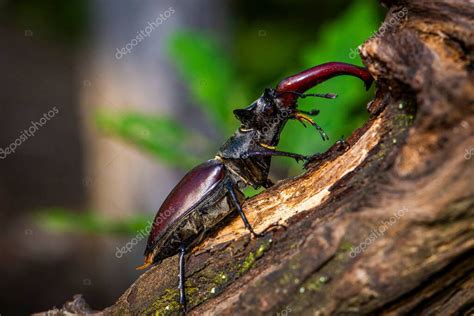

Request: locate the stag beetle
(137, 62), (373, 311)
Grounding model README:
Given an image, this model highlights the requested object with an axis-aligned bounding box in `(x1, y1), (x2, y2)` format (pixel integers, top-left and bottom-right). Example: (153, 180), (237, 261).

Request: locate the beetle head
(234, 88), (290, 127)
(233, 62), (374, 142)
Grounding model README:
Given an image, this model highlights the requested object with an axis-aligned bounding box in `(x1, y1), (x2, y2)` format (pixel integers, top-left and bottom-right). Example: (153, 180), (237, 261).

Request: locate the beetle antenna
(299, 109), (320, 116)
(278, 90), (337, 100)
(302, 93), (337, 99)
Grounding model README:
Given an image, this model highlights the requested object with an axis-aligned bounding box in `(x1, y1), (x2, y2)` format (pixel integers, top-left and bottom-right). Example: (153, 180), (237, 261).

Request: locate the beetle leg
(136, 253), (154, 270)
(263, 178), (274, 188)
(178, 245), (187, 313)
(294, 112), (329, 141)
(335, 137), (350, 151)
(242, 148), (307, 163)
(299, 109), (320, 116)
(227, 183), (286, 236)
(226, 183), (264, 238)
(303, 152), (323, 170)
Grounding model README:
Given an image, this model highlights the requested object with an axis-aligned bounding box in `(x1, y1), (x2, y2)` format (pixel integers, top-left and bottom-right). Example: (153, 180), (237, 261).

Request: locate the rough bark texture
(39, 0), (474, 315)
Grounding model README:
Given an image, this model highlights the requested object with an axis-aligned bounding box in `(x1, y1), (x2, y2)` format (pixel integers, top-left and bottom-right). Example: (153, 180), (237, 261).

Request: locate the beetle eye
(263, 102), (274, 115)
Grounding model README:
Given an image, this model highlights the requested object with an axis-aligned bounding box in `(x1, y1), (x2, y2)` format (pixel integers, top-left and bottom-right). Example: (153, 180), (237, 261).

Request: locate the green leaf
(95, 110), (208, 170)
(35, 208), (150, 235)
(243, 186), (265, 198)
(167, 31), (239, 133)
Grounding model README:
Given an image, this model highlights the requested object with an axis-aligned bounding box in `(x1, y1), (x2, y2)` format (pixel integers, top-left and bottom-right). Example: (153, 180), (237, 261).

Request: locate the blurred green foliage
(36, 208), (149, 235)
(95, 111), (207, 169)
(280, 0), (379, 173)
(168, 32), (245, 133)
(95, 0), (379, 176)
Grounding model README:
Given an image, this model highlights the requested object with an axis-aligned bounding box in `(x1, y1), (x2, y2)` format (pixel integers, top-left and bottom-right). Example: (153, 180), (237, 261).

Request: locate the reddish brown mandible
(275, 62), (374, 106)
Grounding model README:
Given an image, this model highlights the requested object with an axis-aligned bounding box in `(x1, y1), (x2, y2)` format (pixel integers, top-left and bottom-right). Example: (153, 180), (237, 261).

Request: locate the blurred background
(0, 0), (382, 314)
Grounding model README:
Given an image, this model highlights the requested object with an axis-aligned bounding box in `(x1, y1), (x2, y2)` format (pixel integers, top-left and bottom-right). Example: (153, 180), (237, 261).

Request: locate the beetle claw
(335, 138), (350, 152)
(263, 221), (287, 233)
(251, 232), (264, 238)
(252, 221), (286, 238)
(303, 153), (323, 169)
(136, 254), (153, 270)
(293, 155), (306, 163)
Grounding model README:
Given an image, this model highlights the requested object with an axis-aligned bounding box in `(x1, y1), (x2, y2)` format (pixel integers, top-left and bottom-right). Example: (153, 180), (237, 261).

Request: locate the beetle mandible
(137, 62), (374, 312)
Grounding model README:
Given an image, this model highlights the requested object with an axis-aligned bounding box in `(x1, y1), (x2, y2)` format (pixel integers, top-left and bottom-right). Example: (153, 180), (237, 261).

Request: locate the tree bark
(39, 0), (474, 315)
